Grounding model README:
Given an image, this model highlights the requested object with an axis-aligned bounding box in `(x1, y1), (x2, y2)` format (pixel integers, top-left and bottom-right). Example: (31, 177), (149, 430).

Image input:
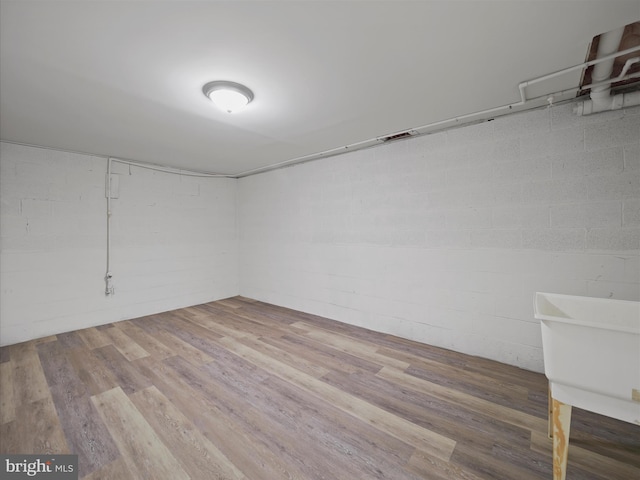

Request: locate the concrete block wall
(238, 103), (640, 372)
(0, 142), (238, 346)
(2, 103), (639, 370)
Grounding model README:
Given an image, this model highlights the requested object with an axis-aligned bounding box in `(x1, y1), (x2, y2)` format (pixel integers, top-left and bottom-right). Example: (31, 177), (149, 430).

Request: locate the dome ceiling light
(202, 80), (254, 113)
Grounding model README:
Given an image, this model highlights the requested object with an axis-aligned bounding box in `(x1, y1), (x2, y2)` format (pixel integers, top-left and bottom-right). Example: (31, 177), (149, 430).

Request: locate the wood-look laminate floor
(1, 297), (638, 479)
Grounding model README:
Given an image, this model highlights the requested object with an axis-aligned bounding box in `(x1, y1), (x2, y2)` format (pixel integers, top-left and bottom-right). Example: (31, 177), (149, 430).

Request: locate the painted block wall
(238, 103), (640, 372)
(0, 142), (238, 346)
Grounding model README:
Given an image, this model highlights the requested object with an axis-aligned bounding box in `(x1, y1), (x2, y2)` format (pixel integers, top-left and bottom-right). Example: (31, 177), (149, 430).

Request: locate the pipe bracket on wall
(105, 271), (114, 296)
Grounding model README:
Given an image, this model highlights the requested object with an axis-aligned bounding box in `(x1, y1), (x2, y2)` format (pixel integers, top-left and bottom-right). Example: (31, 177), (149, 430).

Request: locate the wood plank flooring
(1, 296), (638, 479)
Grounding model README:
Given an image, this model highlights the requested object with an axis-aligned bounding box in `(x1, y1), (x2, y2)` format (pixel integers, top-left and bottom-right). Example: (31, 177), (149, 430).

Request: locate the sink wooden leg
(552, 397), (572, 480)
(548, 385), (553, 439)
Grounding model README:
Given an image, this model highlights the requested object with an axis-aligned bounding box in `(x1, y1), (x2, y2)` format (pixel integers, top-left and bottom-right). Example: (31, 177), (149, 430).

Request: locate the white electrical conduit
(102, 43), (640, 292)
(619, 56), (640, 79)
(516, 44), (640, 104)
(105, 157), (113, 295)
(110, 157), (231, 178)
(235, 44), (640, 177)
(103, 157), (233, 295)
(10, 43), (640, 185)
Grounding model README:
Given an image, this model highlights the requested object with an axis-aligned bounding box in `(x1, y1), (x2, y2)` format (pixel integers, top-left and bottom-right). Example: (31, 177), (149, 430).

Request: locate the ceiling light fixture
(202, 80), (254, 113)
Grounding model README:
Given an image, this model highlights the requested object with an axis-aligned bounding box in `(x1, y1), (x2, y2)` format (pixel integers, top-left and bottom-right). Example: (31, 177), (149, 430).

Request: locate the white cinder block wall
(238, 104), (640, 372)
(2, 104), (639, 370)
(0, 142), (238, 346)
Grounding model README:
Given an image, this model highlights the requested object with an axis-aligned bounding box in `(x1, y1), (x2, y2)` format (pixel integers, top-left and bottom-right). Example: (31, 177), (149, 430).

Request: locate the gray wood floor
(1, 296), (638, 479)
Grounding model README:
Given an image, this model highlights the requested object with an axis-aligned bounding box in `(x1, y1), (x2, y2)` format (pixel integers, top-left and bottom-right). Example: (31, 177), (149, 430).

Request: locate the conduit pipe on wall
(13, 43), (639, 182)
(236, 44), (640, 177)
(109, 157), (231, 178)
(517, 43), (637, 103)
(102, 156), (231, 295)
(105, 157), (114, 295)
(575, 28), (640, 115)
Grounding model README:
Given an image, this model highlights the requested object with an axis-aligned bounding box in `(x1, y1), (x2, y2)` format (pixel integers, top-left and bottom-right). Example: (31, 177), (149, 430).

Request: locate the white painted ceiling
(1, 1), (639, 176)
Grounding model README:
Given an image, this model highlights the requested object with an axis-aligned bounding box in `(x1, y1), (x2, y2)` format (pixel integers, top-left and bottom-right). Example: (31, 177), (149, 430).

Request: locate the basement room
(0, 1), (639, 479)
